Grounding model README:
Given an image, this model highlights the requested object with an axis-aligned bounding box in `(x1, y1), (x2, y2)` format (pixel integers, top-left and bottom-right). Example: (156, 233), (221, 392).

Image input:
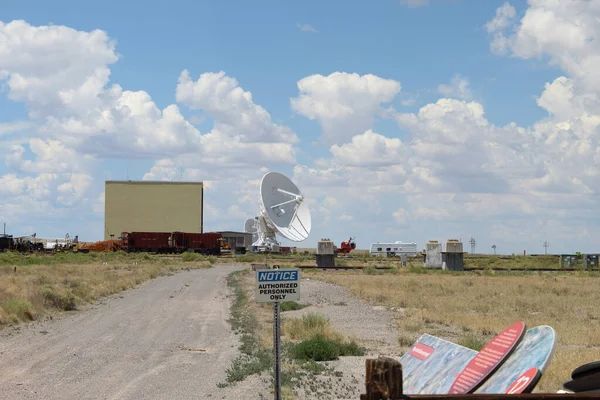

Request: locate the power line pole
(469, 236), (476, 254)
(492, 244), (496, 255)
(543, 241), (549, 255)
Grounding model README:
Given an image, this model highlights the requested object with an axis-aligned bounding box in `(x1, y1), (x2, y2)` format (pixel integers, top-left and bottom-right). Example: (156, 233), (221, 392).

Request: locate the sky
(1, 0), (599, 255)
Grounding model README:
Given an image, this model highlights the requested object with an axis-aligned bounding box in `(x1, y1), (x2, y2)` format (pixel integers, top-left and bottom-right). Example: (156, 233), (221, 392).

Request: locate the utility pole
(469, 236), (476, 255)
(543, 241), (549, 255)
(492, 244), (496, 255)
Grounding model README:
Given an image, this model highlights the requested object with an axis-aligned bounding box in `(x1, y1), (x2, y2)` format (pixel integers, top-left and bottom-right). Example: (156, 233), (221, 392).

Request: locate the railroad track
(294, 265), (394, 270)
(463, 267), (594, 273)
(291, 265), (597, 273)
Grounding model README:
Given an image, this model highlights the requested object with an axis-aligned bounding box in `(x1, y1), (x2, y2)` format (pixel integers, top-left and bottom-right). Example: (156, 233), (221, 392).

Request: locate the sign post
(273, 300), (281, 399)
(255, 266), (300, 400)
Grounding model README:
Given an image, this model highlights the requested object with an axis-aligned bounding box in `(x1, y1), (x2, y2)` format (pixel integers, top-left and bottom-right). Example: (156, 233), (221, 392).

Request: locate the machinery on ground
(3, 233), (78, 253)
(245, 172), (311, 253)
(78, 239), (121, 253)
(217, 237), (233, 254)
(336, 237), (356, 255)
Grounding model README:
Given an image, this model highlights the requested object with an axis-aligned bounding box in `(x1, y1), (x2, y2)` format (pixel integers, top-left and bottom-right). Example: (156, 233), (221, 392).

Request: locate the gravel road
(0, 265), (255, 400)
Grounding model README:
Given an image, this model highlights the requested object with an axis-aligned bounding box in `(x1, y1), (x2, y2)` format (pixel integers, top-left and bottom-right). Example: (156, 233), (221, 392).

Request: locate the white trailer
(370, 241), (418, 257)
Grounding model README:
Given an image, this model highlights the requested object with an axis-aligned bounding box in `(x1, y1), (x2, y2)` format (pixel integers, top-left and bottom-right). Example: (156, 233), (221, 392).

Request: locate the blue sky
(1, 0), (599, 255)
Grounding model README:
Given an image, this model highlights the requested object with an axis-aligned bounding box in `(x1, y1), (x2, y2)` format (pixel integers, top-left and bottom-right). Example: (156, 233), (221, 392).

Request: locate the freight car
(0, 234), (13, 252)
(120, 231), (222, 255)
(11, 236), (45, 252)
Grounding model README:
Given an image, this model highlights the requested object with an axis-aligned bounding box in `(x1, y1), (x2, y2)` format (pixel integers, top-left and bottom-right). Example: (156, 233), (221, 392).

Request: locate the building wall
(218, 232), (254, 248)
(104, 181), (203, 240)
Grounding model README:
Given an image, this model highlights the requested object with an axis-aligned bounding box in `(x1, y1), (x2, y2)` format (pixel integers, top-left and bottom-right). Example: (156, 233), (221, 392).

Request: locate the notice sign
(448, 321), (526, 394)
(255, 268), (300, 303)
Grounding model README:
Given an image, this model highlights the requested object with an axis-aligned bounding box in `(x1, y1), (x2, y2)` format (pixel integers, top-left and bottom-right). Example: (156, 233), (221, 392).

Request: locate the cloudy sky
(1, 0), (599, 254)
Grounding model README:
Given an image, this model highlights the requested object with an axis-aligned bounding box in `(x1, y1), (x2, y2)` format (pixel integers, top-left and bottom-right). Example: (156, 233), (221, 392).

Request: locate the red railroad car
(190, 232), (221, 254)
(171, 232), (221, 255)
(120, 232), (171, 253)
(120, 231), (222, 255)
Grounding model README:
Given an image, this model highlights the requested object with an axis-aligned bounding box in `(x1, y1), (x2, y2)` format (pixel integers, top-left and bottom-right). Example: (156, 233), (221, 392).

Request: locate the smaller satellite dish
(244, 218), (256, 232)
(250, 171), (311, 251)
(244, 218), (258, 244)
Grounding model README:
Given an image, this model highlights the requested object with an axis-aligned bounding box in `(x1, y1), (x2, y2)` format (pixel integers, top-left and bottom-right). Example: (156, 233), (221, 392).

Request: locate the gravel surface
(283, 277), (403, 400)
(0, 264), (266, 400)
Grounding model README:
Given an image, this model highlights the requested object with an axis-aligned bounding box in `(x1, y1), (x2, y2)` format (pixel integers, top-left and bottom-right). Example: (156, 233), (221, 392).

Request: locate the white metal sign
(255, 268), (300, 303)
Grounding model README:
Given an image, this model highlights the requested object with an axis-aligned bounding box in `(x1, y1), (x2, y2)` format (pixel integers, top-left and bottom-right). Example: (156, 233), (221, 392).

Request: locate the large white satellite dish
(248, 172), (311, 252)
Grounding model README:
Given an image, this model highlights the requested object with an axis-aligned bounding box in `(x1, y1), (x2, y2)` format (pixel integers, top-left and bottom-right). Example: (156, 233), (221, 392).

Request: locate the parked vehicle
(370, 241), (417, 257)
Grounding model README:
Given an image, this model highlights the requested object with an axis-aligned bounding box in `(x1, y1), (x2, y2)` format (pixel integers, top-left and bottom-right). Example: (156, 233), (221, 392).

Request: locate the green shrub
(1, 298), (35, 321)
(40, 286), (78, 311)
(225, 349), (271, 383)
(289, 334), (366, 361)
(182, 252), (201, 262)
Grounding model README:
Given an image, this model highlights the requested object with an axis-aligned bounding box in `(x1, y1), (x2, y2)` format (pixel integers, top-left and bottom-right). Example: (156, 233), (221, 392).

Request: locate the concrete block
(425, 240), (442, 269)
(316, 254), (336, 268)
(446, 239), (463, 253)
(317, 239), (335, 255)
(444, 252), (464, 271)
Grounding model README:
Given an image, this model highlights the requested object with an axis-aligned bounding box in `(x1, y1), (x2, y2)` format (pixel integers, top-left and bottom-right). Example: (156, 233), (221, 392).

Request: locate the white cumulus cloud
(290, 72), (401, 145)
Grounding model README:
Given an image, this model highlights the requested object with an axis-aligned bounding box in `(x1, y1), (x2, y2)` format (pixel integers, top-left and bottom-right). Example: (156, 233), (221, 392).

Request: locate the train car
(12, 236), (45, 252)
(0, 235), (13, 252)
(172, 232), (221, 255)
(120, 232), (172, 253)
(170, 231), (190, 252)
(194, 232), (221, 255)
(121, 231), (222, 255)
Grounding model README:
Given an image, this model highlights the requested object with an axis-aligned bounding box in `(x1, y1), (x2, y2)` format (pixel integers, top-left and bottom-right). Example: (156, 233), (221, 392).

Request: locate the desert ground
(1, 252), (600, 399)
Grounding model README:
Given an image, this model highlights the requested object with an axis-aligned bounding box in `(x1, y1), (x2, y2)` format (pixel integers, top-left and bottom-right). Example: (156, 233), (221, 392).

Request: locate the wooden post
(360, 356), (403, 400)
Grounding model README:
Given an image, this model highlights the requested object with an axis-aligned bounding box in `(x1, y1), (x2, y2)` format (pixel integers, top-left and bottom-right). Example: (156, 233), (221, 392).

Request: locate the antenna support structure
(469, 236), (476, 255)
(245, 172), (311, 253)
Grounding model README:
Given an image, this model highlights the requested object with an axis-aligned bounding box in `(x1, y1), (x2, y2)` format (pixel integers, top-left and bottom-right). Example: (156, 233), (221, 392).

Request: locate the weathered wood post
(360, 356), (403, 400)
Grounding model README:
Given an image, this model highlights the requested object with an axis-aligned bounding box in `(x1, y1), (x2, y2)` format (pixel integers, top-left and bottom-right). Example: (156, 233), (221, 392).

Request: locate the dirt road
(0, 265), (251, 400)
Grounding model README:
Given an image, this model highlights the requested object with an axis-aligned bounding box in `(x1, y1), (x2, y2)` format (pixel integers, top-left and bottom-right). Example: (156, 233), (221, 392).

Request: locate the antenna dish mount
(246, 172), (311, 252)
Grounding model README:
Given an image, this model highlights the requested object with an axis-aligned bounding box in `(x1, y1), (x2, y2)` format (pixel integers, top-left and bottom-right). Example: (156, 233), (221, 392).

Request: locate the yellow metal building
(104, 181), (203, 240)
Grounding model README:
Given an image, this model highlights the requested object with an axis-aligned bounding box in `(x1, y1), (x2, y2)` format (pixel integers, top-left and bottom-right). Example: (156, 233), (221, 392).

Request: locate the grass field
(0, 251), (212, 325)
(308, 268), (600, 392)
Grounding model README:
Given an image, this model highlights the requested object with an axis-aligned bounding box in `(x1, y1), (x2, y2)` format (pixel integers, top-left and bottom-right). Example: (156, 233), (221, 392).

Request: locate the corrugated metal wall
(104, 181), (203, 240)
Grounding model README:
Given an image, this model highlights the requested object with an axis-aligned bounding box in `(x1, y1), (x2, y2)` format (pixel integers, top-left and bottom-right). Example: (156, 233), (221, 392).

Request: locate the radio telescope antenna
(249, 172), (311, 252)
(244, 218), (259, 245)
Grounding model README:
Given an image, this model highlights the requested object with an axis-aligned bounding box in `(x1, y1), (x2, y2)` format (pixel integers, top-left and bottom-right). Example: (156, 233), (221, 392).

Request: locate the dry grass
(0, 252), (212, 326)
(282, 312), (345, 343)
(311, 269), (600, 392)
